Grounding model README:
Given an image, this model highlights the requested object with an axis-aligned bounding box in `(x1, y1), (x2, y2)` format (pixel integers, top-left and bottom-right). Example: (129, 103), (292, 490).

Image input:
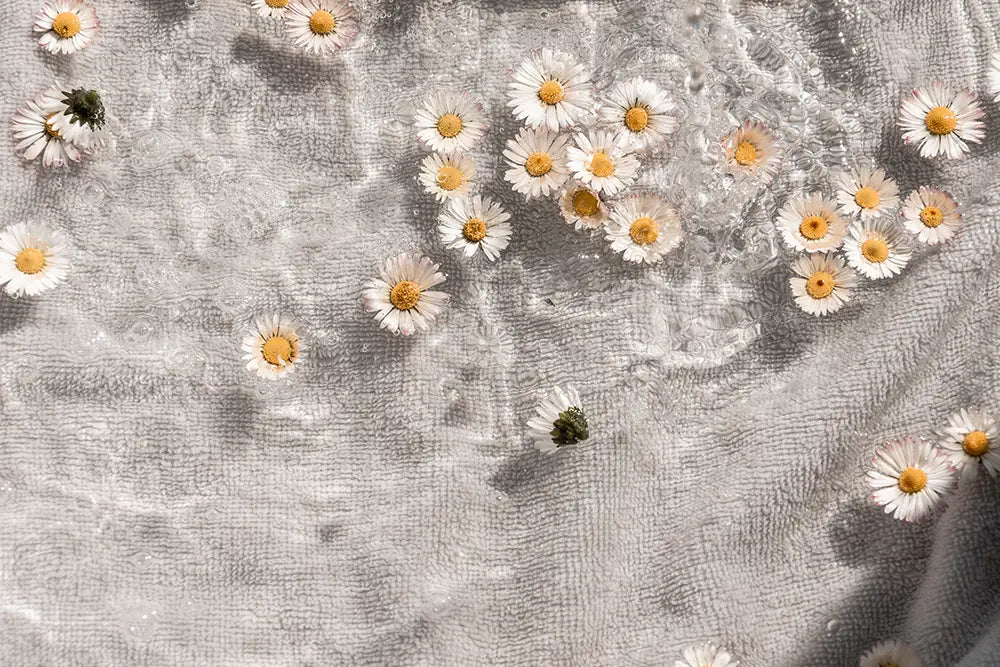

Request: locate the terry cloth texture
(1, 0), (1000, 665)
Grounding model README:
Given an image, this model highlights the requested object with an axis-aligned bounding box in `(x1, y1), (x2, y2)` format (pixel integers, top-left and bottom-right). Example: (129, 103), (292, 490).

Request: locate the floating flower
(834, 166), (900, 220)
(286, 0), (358, 54)
(989, 52), (1000, 103)
(361, 254), (449, 336)
(605, 194), (682, 265)
(674, 643), (738, 667)
(526, 386), (589, 453)
(413, 91), (486, 154)
(598, 77), (677, 150)
(10, 89), (81, 168)
(789, 252), (857, 317)
(34, 0), (99, 55)
(0, 222), (71, 297)
(558, 182), (607, 230)
(900, 187), (961, 245)
(252, 0), (290, 18)
(859, 640), (922, 667)
(722, 120), (781, 184)
(502, 127), (569, 199)
(241, 315), (305, 380)
(508, 49), (591, 131)
(566, 130), (639, 196)
(776, 193), (847, 253)
(842, 219), (910, 280)
(419, 153), (476, 202)
(867, 437), (955, 522)
(898, 83), (984, 159)
(938, 408), (1000, 481)
(438, 195), (512, 261)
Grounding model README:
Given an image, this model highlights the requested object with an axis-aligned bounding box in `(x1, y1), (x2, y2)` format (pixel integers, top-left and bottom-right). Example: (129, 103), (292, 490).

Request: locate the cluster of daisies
(250, 0), (359, 55)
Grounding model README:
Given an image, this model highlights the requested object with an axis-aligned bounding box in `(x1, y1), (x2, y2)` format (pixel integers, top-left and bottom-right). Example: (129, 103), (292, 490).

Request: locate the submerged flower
(674, 643), (738, 667)
(527, 386), (589, 452)
(867, 437), (955, 522)
(252, 0), (291, 18)
(508, 49), (592, 131)
(859, 640), (922, 667)
(0, 222), (71, 297)
(286, 0), (358, 54)
(834, 166), (900, 220)
(900, 187), (961, 245)
(722, 120), (781, 184)
(241, 315), (305, 380)
(776, 193), (847, 253)
(842, 219), (910, 280)
(10, 89), (83, 168)
(502, 127), (569, 199)
(558, 182), (607, 230)
(898, 83), (984, 159)
(34, 0), (99, 55)
(605, 194), (682, 264)
(438, 195), (512, 261)
(414, 91), (486, 154)
(566, 130), (639, 196)
(361, 254), (449, 336)
(938, 408), (1000, 481)
(789, 252), (857, 317)
(419, 152), (476, 202)
(598, 77), (677, 150)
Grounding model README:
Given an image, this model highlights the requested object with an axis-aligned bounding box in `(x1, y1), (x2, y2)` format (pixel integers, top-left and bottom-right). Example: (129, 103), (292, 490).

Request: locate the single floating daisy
(241, 315), (305, 380)
(900, 187), (961, 245)
(989, 52), (1000, 103)
(419, 152), (476, 202)
(508, 48), (592, 131)
(10, 87), (106, 167)
(789, 252), (857, 317)
(414, 91), (486, 154)
(859, 640), (922, 667)
(722, 120), (781, 184)
(0, 222), (71, 297)
(438, 195), (512, 261)
(776, 193), (847, 253)
(938, 408), (1000, 481)
(867, 437), (956, 522)
(252, 0), (290, 18)
(834, 166), (900, 220)
(598, 77), (678, 150)
(34, 0), (99, 55)
(361, 254), (449, 336)
(566, 130), (639, 196)
(898, 82), (984, 159)
(286, 0), (358, 54)
(502, 127), (569, 199)
(674, 643), (738, 667)
(605, 194), (682, 265)
(842, 219), (910, 280)
(526, 386), (589, 453)
(558, 182), (607, 230)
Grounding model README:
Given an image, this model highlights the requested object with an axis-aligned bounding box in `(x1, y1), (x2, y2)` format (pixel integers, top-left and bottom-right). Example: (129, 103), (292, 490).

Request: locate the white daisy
(361, 254), (449, 336)
(241, 315), (305, 380)
(842, 219), (910, 280)
(438, 195), (512, 261)
(989, 52), (1000, 103)
(605, 194), (682, 265)
(598, 77), (678, 150)
(867, 437), (956, 523)
(502, 127), (570, 199)
(508, 48), (592, 131)
(0, 222), (71, 297)
(834, 166), (900, 220)
(566, 130), (639, 196)
(674, 643), (738, 667)
(900, 187), (961, 245)
(10, 89), (84, 168)
(898, 83), (985, 159)
(252, 0), (290, 19)
(526, 386), (589, 453)
(286, 0), (358, 54)
(414, 91), (486, 154)
(938, 408), (1000, 481)
(558, 182), (607, 230)
(722, 120), (781, 184)
(776, 193), (848, 253)
(419, 152), (476, 202)
(34, 0), (99, 55)
(859, 640), (922, 667)
(789, 252), (857, 317)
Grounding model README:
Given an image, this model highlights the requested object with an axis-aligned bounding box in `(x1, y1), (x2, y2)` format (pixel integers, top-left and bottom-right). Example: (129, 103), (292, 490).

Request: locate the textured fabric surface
(2, 0), (1000, 665)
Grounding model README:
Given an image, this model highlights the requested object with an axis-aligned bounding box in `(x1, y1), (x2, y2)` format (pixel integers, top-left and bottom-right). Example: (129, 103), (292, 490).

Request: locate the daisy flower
(438, 195), (512, 261)
(789, 252), (857, 317)
(252, 0), (290, 19)
(526, 386), (589, 453)
(558, 182), (607, 230)
(10, 90), (82, 168)
(241, 315), (305, 380)
(414, 91), (486, 154)
(0, 222), (71, 297)
(776, 193), (847, 253)
(674, 643), (738, 667)
(605, 194), (682, 265)
(898, 82), (984, 159)
(419, 153), (476, 202)
(34, 1), (99, 55)
(867, 437), (956, 522)
(722, 120), (781, 184)
(834, 166), (900, 220)
(598, 77), (678, 150)
(508, 48), (592, 131)
(859, 640), (922, 667)
(286, 0), (358, 54)
(938, 408), (1000, 481)
(842, 219), (910, 280)
(900, 187), (961, 245)
(989, 52), (1000, 103)
(566, 130), (639, 196)
(361, 254), (449, 336)
(502, 127), (569, 199)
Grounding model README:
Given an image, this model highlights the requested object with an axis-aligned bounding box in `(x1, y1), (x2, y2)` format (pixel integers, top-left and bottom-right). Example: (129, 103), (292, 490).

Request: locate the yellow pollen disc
(265, 0), (289, 6)
(537, 80), (564, 105)
(624, 106), (649, 132)
(14, 247), (45, 275)
(734, 140), (758, 166)
(436, 166), (464, 191)
(920, 205), (943, 228)
(261, 336), (293, 366)
(589, 152), (615, 178)
(436, 113), (463, 138)
(798, 215), (828, 240)
(629, 216), (659, 246)
(52, 11), (81, 38)
(462, 217), (487, 242)
(861, 237), (889, 263)
(924, 105), (957, 135)
(963, 430), (990, 457)
(897, 466), (928, 494)
(854, 186), (880, 209)
(309, 9), (336, 34)
(572, 189), (599, 217)
(44, 114), (61, 139)
(389, 280), (421, 311)
(525, 152), (552, 177)
(806, 271), (835, 299)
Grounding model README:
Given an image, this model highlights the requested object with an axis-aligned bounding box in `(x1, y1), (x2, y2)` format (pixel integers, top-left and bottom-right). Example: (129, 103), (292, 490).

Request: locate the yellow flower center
(589, 152), (615, 178)
(806, 271), (835, 299)
(462, 217), (487, 242)
(854, 186), (880, 209)
(436, 113), (463, 139)
(897, 466), (928, 494)
(525, 152), (552, 177)
(919, 205), (943, 228)
(861, 238), (889, 263)
(798, 215), (828, 240)
(389, 280), (421, 311)
(52, 11), (81, 38)
(629, 216), (659, 246)
(624, 106), (649, 132)
(309, 9), (337, 34)
(44, 114), (62, 139)
(14, 247), (45, 275)
(734, 140), (758, 166)
(537, 80), (564, 105)
(436, 166), (463, 191)
(924, 106), (957, 135)
(572, 189), (599, 217)
(265, 0), (289, 6)
(964, 430), (990, 457)
(261, 336), (294, 366)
